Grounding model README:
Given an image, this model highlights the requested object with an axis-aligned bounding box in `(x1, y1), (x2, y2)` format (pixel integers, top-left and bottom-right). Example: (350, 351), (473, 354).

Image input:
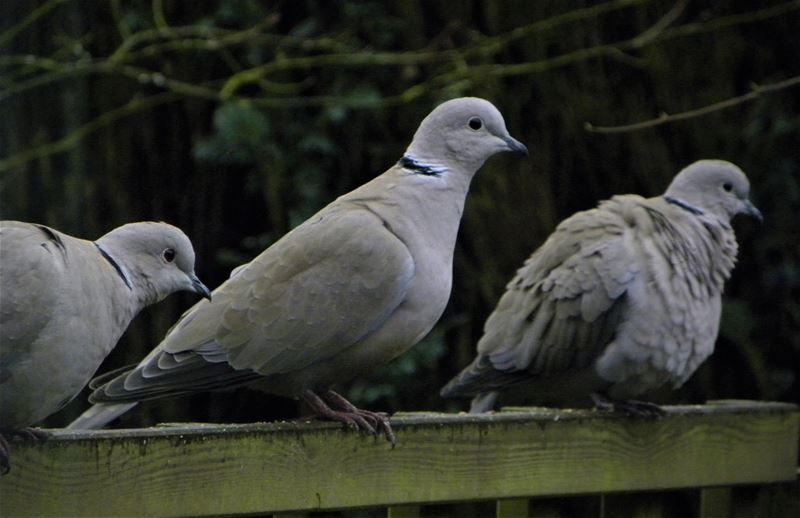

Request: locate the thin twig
(107, 18), (279, 63)
(467, 0), (651, 55)
(0, 0), (71, 49)
(152, 0), (169, 31)
(0, 92), (180, 175)
(457, 0), (800, 79)
(584, 75), (800, 133)
(219, 0), (649, 97)
(631, 0), (688, 47)
(0, 58), (221, 104)
(110, 0), (131, 40)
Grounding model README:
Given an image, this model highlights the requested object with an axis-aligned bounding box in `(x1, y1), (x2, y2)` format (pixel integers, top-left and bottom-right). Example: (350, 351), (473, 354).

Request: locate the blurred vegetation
(0, 0), (797, 428)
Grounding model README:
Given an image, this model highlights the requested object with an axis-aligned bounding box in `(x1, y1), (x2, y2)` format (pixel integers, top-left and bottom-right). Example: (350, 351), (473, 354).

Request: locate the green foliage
(193, 102), (275, 165)
(346, 320), (452, 410)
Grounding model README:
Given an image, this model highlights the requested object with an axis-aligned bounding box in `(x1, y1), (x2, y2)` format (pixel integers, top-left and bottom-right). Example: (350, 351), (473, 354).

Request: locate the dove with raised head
(69, 97), (528, 442)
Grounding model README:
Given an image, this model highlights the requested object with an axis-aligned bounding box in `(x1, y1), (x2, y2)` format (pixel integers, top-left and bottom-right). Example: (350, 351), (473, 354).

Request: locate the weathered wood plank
(0, 401), (796, 517)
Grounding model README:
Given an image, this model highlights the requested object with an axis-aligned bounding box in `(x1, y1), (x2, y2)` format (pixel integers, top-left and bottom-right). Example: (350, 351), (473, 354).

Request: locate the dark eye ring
(162, 248), (176, 263)
(722, 182), (733, 192)
(468, 117), (483, 130)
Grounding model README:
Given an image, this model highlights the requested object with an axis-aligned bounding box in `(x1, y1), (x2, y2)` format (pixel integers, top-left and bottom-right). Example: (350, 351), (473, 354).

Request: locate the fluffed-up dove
(441, 160), (761, 414)
(0, 220), (210, 473)
(68, 97), (528, 442)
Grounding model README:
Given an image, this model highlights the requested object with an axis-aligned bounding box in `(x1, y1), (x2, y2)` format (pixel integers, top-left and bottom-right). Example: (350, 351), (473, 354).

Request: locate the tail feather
(469, 391), (499, 413)
(441, 355), (527, 398)
(66, 403), (138, 429)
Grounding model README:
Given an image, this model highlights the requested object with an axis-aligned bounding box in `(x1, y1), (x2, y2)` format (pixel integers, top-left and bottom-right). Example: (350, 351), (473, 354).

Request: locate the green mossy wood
(0, 401), (796, 517)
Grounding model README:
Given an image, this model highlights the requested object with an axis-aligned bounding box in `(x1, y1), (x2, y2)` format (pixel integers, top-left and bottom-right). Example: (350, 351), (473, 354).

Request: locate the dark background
(1, 0), (798, 428)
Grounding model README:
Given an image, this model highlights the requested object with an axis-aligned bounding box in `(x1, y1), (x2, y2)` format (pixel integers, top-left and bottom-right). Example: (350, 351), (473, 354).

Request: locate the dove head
(96, 222), (211, 304)
(404, 97), (528, 176)
(665, 160), (762, 223)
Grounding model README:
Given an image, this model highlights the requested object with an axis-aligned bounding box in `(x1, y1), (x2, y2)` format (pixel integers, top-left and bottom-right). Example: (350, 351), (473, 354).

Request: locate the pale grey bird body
(441, 160), (761, 414)
(0, 220), (210, 471)
(70, 97), (528, 440)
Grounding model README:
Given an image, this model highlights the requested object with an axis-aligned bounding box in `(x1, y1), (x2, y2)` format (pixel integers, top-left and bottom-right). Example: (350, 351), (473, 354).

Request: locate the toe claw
(0, 427), (47, 476)
(303, 390), (396, 444)
(591, 393), (665, 418)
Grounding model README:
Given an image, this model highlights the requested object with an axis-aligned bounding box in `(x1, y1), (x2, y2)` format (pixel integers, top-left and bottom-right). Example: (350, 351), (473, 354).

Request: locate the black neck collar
(95, 243), (133, 290)
(664, 195), (705, 216)
(398, 155), (445, 177)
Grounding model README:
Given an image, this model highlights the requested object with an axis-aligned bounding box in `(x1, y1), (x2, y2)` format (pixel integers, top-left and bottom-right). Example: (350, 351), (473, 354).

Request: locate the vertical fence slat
(528, 498), (566, 517)
(602, 493), (665, 518)
(497, 497), (529, 517)
(699, 487), (732, 518)
(387, 504), (421, 518)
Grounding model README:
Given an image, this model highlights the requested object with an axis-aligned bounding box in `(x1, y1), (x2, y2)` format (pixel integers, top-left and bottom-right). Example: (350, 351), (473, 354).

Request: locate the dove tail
(66, 403), (138, 429)
(441, 355), (529, 402)
(440, 359), (501, 412)
(469, 392), (499, 413)
(441, 355), (500, 398)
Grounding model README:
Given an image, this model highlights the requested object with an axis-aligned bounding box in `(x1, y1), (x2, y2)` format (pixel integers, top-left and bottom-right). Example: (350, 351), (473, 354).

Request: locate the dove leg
(591, 393), (666, 418)
(0, 427), (49, 475)
(302, 390), (396, 444)
(321, 390), (395, 446)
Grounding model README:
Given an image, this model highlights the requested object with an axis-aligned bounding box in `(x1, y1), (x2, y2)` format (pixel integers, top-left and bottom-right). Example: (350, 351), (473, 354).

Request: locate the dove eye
(468, 117), (483, 130)
(722, 182), (733, 192)
(162, 248), (176, 263)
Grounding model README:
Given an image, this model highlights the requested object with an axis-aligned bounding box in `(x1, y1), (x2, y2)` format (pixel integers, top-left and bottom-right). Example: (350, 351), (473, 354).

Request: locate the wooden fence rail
(0, 400), (797, 517)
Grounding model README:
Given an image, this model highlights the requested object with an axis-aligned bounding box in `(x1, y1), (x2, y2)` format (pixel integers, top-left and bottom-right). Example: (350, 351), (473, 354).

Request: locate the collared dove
(0, 220), (211, 473)
(68, 97), (528, 442)
(441, 160), (761, 414)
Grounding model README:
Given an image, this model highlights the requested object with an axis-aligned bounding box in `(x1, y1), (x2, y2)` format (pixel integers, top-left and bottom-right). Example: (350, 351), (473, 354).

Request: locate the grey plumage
(69, 97), (528, 440)
(441, 160), (761, 414)
(0, 220), (209, 472)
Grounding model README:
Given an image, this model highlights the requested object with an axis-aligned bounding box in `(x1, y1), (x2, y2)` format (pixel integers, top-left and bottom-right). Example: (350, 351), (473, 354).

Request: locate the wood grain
(0, 401), (796, 517)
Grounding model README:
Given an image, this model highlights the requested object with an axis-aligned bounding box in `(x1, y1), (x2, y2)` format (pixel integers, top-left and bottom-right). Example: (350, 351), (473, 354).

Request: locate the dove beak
(190, 274), (213, 300)
(502, 135), (529, 156)
(742, 200), (763, 223)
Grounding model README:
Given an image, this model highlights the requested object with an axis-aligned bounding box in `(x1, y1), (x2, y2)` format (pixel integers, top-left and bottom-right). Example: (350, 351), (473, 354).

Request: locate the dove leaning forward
(441, 160), (761, 414)
(0, 221), (210, 473)
(69, 97), (528, 442)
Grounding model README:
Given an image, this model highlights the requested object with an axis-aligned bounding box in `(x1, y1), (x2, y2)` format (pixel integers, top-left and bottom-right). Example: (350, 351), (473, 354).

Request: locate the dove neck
(398, 155), (448, 177)
(402, 143), (488, 179)
(396, 151), (476, 197)
(94, 239), (160, 309)
(94, 242), (134, 291)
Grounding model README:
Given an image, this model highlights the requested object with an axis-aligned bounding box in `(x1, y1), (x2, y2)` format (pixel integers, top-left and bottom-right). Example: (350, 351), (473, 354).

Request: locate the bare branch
(631, 0), (688, 47)
(107, 17), (281, 64)
(467, 0), (651, 54)
(584, 75), (800, 133)
(0, 57), (221, 104)
(110, 0), (132, 40)
(219, 0), (650, 98)
(456, 0), (800, 79)
(152, 0), (169, 32)
(0, 0), (71, 49)
(0, 92), (180, 176)
(2, 0), (796, 172)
